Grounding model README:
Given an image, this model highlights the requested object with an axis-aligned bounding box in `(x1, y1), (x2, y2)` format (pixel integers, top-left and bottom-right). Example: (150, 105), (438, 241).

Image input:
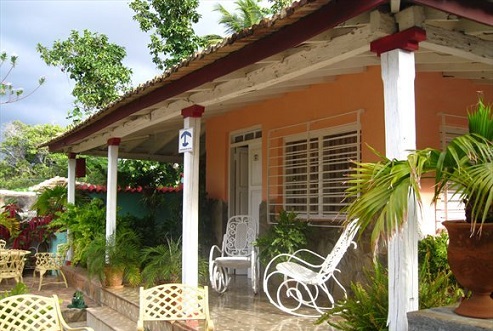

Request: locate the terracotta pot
(442, 220), (493, 319)
(103, 266), (124, 289)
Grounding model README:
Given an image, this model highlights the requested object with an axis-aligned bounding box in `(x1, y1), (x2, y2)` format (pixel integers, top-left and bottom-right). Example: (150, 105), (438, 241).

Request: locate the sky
(0, 0), (250, 133)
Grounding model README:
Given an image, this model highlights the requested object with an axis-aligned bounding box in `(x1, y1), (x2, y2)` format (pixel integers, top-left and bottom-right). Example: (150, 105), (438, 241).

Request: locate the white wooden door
(234, 147), (249, 215)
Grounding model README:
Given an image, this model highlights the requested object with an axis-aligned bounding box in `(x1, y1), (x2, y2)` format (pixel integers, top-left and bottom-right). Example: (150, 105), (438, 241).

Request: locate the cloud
(0, 0), (243, 131)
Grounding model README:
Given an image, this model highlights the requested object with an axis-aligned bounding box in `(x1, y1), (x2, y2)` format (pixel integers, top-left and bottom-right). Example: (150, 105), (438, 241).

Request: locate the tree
(215, 0), (269, 34)
(0, 121), (67, 189)
(1, 51), (45, 104)
(129, 0), (206, 70)
(118, 159), (182, 188)
(37, 30), (132, 122)
(268, 0), (293, 15)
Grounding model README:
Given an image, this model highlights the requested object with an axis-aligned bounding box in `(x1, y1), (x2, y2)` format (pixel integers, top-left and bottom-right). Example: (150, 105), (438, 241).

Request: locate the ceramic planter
(442, 220), (493, 319)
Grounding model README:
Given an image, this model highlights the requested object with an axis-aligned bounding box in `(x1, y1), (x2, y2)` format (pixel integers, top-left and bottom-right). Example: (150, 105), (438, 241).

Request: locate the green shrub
(50, 199), (105, 265)
(316, 234), (463, 330)
(254, 210), (309, 266)
(316, 261), (388, 331)
(0, 282), (29, 299)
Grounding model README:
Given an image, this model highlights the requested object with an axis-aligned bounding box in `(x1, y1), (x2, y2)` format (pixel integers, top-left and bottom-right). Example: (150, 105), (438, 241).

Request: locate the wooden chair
(0, 294), (94, 331)
(208, 215), (258, 294)
(33, 244), (68, 291)
(0, 250), (28, 285)
(0, 239), (6, 250)
(262, 219), (360, 317)
(137, 283), (214, 331)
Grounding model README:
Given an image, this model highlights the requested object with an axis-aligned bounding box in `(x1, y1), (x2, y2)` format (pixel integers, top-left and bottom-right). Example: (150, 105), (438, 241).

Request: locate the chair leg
(58, 269), (68, 288)
(38, 270), (46, 291)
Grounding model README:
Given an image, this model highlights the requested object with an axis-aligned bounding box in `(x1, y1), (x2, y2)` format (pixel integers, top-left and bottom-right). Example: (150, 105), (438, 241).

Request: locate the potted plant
(84, 227), (141, 288)
(254, 210), (309, 266)
(140, 237), (209, 286)
(141, 237), (182, 286)
(344, 97), (493, 318)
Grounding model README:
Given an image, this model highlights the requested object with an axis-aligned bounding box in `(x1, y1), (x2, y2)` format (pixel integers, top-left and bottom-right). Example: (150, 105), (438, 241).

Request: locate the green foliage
(130, 0), (205, 70)
(215, 0), (270, 34)
(32, 185), (68, 217)
(37, 30), (132, 122)
(0, 282), (29, 299)
(118, 160), (182, 188)
(141, 238), (183, 285)
(418, 233), (450, 277)
(1, 51), (45, 104)
(0, 204), (20, 240)
(141, 237), (208, 286)
(345, 97), (493, 249)
(50, 199), (106, 265)
(316, 261), (388, 331)
(317, 236), (463, 330)
(255, 210), (309, 266)
(267, 0), (293, 14)
(0, 121), (67, 190)
(215, 0), (294, 34)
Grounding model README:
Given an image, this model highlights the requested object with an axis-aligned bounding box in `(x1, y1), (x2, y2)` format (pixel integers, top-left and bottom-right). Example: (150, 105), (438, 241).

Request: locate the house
(43, 0), (492, 329)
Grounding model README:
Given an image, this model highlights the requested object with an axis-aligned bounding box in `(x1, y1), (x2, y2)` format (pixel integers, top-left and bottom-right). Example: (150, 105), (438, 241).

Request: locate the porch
(0, 266), (333, 331)
(2, 266), (491, 330)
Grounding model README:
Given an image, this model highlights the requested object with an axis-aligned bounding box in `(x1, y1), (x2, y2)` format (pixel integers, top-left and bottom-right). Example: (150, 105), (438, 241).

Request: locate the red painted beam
(48, 0), (388, 152)
(370, 27), (427, 56)
(410, 0), (493, 25)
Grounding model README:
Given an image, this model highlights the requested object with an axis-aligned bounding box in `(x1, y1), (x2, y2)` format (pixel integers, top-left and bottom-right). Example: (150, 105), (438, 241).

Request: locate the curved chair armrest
(209, 245), (223, 262)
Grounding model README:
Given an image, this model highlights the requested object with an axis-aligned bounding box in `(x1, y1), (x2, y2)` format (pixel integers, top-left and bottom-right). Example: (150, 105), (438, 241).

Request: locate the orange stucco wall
(205, 65), (492, 203)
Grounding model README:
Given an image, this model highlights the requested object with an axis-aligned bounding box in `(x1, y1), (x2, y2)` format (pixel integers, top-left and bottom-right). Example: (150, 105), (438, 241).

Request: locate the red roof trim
(75, 184), (182, 194)
(370, 27), (427, 56)
(410, 0), (493, 25)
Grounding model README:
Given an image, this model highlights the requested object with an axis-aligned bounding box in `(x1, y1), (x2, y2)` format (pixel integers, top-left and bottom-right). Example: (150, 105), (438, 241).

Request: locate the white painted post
(181, 105), (204, 287)
(66, 154), (76, 261)
(67, 155), (76, 205)
(106, 138), (120, 245)
(380, 49), (419, 331)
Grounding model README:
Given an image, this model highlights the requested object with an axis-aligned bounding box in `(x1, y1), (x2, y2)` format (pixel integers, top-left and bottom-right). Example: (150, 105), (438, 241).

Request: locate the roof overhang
(44, 0), (493, 162)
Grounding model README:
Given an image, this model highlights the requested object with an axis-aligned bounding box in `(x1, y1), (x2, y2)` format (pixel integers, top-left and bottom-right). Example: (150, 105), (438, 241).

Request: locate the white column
(67, 155), (76, 204)
(106, 139), (120, 242)
(181, 105), (204, 286)
(66, 154), (76, 261)
(381, 49), (419, 331)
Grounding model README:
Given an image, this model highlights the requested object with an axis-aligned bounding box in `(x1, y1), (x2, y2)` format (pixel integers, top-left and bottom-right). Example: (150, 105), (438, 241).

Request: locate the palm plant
(215, 0), (269, 34)
(344, 97), (493, 247)
(85, 227), (142, 287)
(141, 238), (182, 286)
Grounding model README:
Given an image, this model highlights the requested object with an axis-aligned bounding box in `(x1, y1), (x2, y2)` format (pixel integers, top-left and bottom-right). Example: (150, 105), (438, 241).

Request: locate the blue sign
(179, 128), (194, 153)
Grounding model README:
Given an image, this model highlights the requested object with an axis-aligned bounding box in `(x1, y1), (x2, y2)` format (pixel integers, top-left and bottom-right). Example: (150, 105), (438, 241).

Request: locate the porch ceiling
(46, 2), (492, 163)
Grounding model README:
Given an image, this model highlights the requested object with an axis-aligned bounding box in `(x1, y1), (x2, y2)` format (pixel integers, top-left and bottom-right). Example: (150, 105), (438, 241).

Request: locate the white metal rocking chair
(209, 215), (258, 294)
(262, 218), (360, 317)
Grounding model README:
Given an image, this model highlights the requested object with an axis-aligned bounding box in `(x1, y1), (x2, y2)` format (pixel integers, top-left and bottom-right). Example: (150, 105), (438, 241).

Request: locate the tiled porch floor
(0, 272), (338, 330)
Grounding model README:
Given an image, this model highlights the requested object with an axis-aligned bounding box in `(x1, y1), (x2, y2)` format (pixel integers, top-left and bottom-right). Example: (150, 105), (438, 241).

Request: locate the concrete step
(86, 306), (136, 331)
(407, 306), (493, 331)
(100, 287), (140, 322)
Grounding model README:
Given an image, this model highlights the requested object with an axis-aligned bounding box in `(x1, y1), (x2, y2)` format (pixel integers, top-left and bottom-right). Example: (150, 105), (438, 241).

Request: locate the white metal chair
(137, 283), (214, 331)
(209, 215), (258, 294)
(0, 294), (94, 331)
(33, 244), (68, 291)
(262, 218), (360, 317)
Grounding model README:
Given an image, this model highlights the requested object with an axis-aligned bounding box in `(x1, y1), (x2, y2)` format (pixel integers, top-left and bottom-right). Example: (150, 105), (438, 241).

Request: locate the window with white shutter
(267, 111), (361, 224)
(435, 114), (468, 227)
